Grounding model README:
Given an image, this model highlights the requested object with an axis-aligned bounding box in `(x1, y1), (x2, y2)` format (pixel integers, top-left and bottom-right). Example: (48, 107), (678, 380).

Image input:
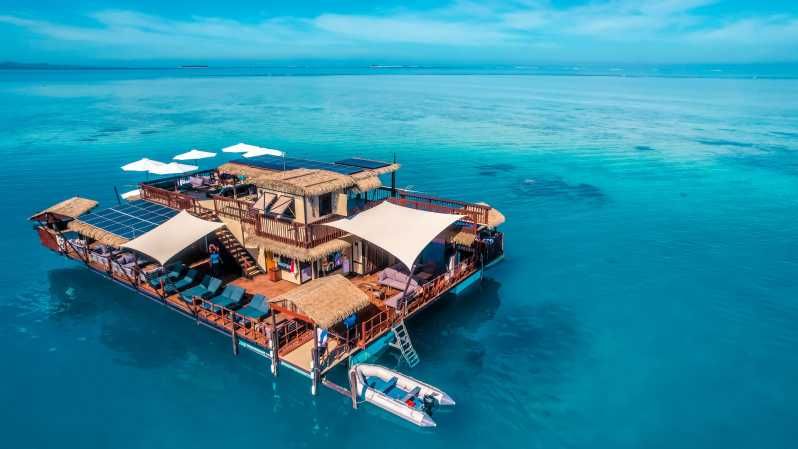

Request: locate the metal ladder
(390, 320), (420, 368)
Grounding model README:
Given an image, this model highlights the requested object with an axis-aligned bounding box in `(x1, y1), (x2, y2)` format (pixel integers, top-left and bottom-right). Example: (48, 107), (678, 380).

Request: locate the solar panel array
(233, 155), (390, 175)
(334, 158), (391, 170)
(79, 201), (178, 239)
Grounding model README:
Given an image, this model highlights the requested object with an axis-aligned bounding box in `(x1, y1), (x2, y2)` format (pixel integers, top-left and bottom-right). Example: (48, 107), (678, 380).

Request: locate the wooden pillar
(311, 324), (319, 396)
(270, 311), (280, 376)
(231, 317), (239, 356)
(348, 366), (359, 409)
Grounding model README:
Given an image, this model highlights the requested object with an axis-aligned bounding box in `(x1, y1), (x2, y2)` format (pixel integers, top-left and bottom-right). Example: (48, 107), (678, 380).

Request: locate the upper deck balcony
(137, 157), (503, 251)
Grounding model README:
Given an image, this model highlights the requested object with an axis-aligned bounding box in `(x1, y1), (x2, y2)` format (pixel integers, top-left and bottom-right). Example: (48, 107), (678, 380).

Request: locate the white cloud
(0, 1), (796, 62)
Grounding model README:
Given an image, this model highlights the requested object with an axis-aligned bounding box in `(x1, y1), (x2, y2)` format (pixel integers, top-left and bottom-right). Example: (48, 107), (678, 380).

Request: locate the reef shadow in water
(723, 146), (798, 176)
(477, 163), (517, 177)
(696, 138), (755, 148)
(514, 175), (608, 204)
(48, 267), (195, 369)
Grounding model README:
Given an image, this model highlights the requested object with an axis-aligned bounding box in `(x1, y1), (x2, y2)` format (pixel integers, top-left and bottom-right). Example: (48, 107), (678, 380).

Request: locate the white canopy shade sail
(243, 147), (285, 158)
(148, 162), (199, 175)
(222, 142), (260, 153)
(173, 149), (216, 160)
(121, 210), (223, 265)
(325, 201), (464, 270)
(121, 158), (167, 172)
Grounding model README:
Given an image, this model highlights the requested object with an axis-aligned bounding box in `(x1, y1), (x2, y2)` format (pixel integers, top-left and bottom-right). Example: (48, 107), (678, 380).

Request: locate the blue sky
(1, 0), (797, 64)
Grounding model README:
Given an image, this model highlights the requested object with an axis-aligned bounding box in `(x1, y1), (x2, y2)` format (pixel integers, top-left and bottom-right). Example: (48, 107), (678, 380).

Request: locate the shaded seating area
(147, 262), (187, 289)
(164, 268), (200, 295)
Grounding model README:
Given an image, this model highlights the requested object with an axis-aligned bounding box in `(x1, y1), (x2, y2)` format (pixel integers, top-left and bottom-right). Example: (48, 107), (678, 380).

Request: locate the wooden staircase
(215, 226), (263, 279)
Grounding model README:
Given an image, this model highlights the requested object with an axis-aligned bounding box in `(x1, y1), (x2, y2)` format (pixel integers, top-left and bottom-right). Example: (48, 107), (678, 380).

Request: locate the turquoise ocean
(1, 66), (797, 448)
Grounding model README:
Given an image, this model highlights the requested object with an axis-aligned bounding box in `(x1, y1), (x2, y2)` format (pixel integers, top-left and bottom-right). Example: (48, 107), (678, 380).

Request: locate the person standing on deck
(209, 244), (222, 277)
(317, 327), (329, 362)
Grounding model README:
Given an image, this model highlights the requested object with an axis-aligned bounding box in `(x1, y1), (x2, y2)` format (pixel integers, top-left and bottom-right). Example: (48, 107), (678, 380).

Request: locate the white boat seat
(402, 386), (421, 402)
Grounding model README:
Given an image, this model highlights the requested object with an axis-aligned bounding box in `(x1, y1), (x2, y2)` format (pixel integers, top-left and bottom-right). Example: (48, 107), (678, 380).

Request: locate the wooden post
(270, 311), (280, 375)
(348, 366), (359, 409)
(231, 316), (240, 356)
(400, 261), (417, 318)
(311, 324), (319, 396)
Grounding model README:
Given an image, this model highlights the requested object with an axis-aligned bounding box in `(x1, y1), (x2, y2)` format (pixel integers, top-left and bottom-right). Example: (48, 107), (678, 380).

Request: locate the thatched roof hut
(67, 220), (129, 247)
(273, 274), (370, 328)
(30, 197), (98, 221)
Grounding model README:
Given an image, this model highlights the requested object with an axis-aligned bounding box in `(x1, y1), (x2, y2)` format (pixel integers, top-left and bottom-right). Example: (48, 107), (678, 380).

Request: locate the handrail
(376, 186), (490, 224)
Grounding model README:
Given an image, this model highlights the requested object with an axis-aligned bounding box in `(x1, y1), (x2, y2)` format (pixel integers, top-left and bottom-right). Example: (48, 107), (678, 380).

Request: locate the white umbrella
(149, 162), (198, 175)
(121, 158), (167, 172)
(222, 142), (261, 153)
(173, 149), (216, 160)
(243, 147), (285, 158)
(120, 188), (141, 199)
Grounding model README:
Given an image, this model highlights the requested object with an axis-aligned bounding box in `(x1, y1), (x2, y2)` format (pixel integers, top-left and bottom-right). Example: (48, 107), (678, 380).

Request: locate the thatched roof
(217, 162), (272, 180)
(250, 168), (354, 196)
(220, 160), (392, 196)
(245, 233), (351, 262)
(67, 220), (129, 247)
(442, 227), (477, 246)
(487, 207), (505, 227)
(273, 274), (370, 328)
(30, 197), (97, 221)
(475, 202), (506, 227)
(370, 163), (400, 176)
(351, 172), (382, 193)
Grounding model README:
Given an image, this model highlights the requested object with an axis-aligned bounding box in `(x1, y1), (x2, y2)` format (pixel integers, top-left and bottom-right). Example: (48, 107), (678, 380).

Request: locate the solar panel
(233, 155), (364, 175)
(80, 201), (178, 239)
(335, 158), (391, 170)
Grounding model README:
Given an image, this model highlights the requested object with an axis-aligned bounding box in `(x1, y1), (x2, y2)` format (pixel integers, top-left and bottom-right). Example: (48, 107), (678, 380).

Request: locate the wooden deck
(231, 274), (298, 298)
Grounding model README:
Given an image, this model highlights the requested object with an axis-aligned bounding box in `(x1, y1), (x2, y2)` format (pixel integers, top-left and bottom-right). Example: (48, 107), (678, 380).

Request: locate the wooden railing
(140, 184), (196, 210)
(375, 186), (490, 225)
(140, 182), (485, 250)
(357, 256), (478, 347)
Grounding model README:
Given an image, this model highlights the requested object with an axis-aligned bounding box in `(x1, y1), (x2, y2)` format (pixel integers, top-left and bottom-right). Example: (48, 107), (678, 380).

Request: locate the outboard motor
(422, 394), (437, 415)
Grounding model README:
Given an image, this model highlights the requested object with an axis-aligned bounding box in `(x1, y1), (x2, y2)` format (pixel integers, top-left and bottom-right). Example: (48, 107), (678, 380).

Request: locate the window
(318, 193), (333, 216)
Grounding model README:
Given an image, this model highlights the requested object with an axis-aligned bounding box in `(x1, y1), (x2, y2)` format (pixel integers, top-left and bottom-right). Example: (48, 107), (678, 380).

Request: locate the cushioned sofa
(378, 266), (420, 291)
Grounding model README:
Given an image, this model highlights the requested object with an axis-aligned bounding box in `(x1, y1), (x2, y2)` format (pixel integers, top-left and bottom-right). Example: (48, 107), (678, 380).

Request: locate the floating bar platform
(30, 152), (505, 415)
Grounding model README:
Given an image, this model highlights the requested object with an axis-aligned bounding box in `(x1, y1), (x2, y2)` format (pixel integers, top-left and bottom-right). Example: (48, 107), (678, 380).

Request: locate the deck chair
(180, 276), (222, 303)
(207, 284), (246, 311)
(164, 269), (200, 295)
(251, 192), (276, 212)
(148, 262), (187, 289)
(236, 294), (270, 321)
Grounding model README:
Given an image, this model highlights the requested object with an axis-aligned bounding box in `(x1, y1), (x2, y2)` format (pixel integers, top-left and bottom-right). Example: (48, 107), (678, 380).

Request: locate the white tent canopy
(121, 210), (223, 265)
(121, 158), (166, 172)
(173, 149), (216, 160)
(243, 147), (285, 158)
(149, 162), (198, 175)
(325, 201), (464, 270)
(222, 142), (260, 153)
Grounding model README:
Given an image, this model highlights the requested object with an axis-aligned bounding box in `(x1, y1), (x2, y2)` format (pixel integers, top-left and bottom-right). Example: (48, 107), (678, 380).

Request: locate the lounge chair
(236, 294), (270, 321)
(163, 269), (200, 295)
(207, 284), (246, 311)
(148, 262), (187, 289)
(179, 276), (222, 303)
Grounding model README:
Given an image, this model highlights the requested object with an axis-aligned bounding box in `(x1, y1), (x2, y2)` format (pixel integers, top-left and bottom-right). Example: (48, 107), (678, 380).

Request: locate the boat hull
(350, 363), (455, 427)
